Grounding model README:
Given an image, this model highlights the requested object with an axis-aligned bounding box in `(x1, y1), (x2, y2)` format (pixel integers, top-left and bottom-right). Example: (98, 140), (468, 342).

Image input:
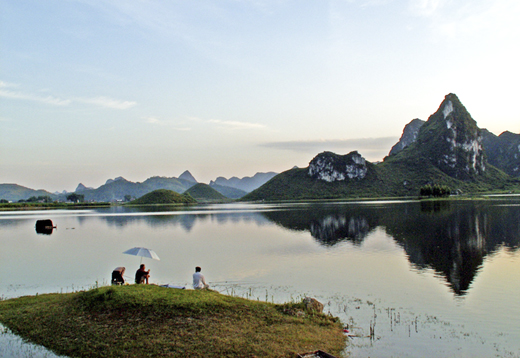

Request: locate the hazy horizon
(2, 0), (519, 192)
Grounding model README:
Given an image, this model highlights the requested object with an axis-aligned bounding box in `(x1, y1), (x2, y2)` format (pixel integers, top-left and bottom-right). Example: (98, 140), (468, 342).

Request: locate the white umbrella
(123, 247), (160, 263)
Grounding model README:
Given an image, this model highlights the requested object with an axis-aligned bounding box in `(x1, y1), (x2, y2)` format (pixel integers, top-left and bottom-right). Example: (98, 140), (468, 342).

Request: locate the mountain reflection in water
(5, 201), (517, 297)
(261, 200), (520, 296)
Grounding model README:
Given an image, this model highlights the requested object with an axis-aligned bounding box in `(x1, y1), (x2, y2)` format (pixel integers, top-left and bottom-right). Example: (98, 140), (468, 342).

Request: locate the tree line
(419, 184), (452, 197)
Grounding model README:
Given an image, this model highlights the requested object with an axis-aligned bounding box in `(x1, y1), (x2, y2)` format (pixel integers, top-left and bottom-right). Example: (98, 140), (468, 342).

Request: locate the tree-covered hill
(129, 189), (196, 205)
(208, 183), (248, 199)
(243, 94), (520, 201)
(0, 184), (57, 202)
(481, 130), (520, 177)
(184, 183), (230, 203)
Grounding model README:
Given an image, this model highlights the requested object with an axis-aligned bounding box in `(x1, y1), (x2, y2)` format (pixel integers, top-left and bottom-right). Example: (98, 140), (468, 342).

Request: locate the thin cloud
(0, 81), (19, 88)
(408, 0), (520, 40)
(145, 116), (161, 124)
(0, 81), (136, 109)
(144, 116), (191, 131)
(441, 0), (520, 39)
(356, 0), (393, 7)
(0, 88), (71, 106)
(207, 119), (266, 129)
(261, 137), (398, 160)
(76, 96), (137, 109)
(173, 116), (265, 130)
(408, 0), (446, 17)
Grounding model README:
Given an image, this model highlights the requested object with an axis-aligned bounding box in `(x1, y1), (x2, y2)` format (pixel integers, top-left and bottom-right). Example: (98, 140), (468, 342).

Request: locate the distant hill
(209, 183), (248, 199)
(243, 93), (520, 201)
(178, 170), (198, 183)
(481, 130), (520, 177)
(0, 170), (271, 203)
(129, 189), (196, 205)
(184, 183), (230, 203)
(76, 175), (197, 202)
(210, 172), (278, 193)
(75, 183), (94, 191)
(142, 176), (196, 192)
(0, 184), (58, 202)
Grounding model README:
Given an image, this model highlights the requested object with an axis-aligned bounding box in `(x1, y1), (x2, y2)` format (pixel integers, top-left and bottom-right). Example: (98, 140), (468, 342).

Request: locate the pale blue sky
(1, 0), (519, 192)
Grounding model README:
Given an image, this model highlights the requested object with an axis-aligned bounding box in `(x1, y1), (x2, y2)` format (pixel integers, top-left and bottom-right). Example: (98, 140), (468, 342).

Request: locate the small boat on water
(35, 219), (57, 235)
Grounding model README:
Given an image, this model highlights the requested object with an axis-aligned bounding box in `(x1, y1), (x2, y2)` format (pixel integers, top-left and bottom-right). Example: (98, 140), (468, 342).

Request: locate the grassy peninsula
(0, 285), (346, 358)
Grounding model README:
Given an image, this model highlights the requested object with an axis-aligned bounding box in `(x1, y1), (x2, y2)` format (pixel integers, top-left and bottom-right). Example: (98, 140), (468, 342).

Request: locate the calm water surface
(1, 199), (519, 357)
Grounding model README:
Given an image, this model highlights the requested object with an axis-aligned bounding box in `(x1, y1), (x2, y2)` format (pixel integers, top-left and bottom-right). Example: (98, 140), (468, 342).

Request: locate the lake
(1, 199), (520, 357)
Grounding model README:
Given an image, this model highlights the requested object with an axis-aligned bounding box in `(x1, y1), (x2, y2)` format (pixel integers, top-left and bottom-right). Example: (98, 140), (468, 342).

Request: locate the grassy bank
(0, 285), (346, 358)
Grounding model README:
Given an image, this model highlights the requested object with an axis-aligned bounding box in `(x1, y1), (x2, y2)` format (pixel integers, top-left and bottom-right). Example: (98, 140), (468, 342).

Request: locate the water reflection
(384, 202), (485, 295)
(1, 201), (519, 297)
(78, 207), (273, 232)
(262, 205), (380, 246)
(264, 200), (520, 296)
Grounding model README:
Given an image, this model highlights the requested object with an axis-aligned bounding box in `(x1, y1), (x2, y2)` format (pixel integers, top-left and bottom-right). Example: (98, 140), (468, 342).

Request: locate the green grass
(0, 285), (346, 358)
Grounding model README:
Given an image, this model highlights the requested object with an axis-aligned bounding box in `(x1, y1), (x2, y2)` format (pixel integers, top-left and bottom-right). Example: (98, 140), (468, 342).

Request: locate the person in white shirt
(192, 266), (209, 289)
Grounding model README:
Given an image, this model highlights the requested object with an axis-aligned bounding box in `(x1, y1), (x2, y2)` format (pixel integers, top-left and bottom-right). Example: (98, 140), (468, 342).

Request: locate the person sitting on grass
(135, 264), (150, 284)
(193, 266), (209, 289)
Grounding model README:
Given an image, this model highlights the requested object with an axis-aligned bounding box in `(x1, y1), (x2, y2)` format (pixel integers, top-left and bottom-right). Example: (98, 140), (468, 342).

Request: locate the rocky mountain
(1, 170), (274, 202)
(388, 118), (425, 156)
(387, 101), (520, 178)
(308, 151), (368, 181)
(242, 153), (383, 201)
(75, 183), (94, 192)
(393, 93), (486, 180)
(4, 92), (518, 203)
(210, 172), (278, 193)
(141, 176), (195, 193)
(481, 130), (520, 177)
(75, 176), (197, 202)
(105, 176), (126, 185)
(178, 170), (198, 183)
(73, 171), (274, 202)
(243, 93), (519, 201)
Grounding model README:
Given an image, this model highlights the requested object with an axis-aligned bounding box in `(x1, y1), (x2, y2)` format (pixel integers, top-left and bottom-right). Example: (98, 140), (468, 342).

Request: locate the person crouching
(135, 264), (150, 284)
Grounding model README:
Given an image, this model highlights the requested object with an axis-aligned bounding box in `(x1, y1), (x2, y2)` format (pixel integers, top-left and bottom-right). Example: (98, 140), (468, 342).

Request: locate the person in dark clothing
(111, 267), (125, 285)
(135, 264), (150, 284)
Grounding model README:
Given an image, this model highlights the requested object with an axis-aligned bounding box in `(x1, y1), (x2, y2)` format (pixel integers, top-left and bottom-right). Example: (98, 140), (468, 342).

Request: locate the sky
(1, 0), (519, 192)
